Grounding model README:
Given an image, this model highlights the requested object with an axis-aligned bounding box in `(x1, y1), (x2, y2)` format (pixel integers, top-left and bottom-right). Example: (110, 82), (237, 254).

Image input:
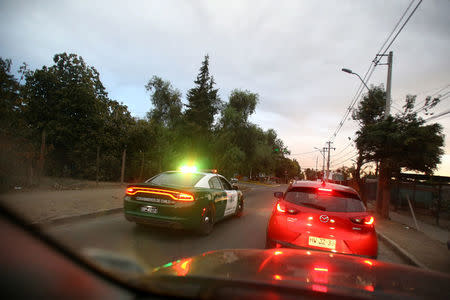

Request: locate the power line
(331, 150), (358, 166)
(288, 150), (319, 156)
(334, 140), (354, 156)
(377, 0), (423, 58)
(330, 0), (423, 142)
(331, 147), (357, 162)
(331, 153), (359, 167)
(414, 89), (449, 114)
(424, 109), (450, 122)
(376, 0), (416, 56)
(330, 63), (376, 141)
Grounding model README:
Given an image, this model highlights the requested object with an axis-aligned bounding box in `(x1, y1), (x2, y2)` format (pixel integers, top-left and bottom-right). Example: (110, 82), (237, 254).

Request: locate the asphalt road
(46, 183), (408, 271)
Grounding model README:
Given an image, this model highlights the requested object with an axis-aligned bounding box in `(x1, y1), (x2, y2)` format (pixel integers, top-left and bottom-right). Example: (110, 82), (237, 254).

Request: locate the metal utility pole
(326, 141), (335, 181)
(385, 51), (393, 119)
(315, 156), (318, 173)
(322, 148), (326, 180)
(315, 147), (326, 180)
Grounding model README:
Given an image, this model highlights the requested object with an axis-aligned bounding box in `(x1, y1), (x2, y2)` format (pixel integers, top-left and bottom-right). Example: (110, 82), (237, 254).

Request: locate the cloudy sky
(1, 0), (449, 175)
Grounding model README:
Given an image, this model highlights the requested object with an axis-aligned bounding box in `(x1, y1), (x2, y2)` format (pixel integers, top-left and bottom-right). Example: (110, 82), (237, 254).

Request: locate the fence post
(406, 194), (420, 231)
(436, 184), (442, 226)
(121, 148), (126, 184)
(96, 146), (100, 185)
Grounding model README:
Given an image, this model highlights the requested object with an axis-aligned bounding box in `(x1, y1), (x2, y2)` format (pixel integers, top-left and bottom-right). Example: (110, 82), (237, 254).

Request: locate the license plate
(308, 236), (336, 250)
(140, 206), (158, 214)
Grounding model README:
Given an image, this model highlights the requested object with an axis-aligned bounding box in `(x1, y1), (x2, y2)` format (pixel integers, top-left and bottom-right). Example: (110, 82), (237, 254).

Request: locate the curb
(35, 208), (123, 226)
(377, 231), (428, 269)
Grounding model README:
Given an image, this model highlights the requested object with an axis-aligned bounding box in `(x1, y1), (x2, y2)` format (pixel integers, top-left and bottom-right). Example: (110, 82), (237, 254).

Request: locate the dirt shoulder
(0, 187), (126, 224)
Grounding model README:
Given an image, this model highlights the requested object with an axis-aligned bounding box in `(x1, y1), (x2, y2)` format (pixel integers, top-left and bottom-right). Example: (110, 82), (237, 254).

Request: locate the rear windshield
(146, 172), (204, 187)
(284, 187), (365, 212)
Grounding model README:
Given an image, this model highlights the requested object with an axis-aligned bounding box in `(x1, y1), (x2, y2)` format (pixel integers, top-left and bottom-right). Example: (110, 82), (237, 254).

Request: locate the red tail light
(276, 202), (286, 213)
(317, 187), (333, 192)
(125, 187), (194, 202)
(350, 216), (374, 225)
(276, 201), (298, 214)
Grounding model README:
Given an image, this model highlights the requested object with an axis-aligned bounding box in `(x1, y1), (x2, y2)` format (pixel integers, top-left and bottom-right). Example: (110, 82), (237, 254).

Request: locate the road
(46, 183), (408, 271)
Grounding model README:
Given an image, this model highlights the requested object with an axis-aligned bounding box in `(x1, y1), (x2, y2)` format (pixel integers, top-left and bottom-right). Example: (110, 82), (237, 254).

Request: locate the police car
(124, 168), (244, 235)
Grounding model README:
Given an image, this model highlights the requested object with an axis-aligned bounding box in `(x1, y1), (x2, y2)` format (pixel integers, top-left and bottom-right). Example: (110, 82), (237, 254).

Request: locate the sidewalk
(368, 201), (450, 274)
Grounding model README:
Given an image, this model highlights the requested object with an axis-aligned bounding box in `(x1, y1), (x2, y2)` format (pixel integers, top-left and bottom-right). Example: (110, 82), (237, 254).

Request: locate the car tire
(235, 198), (244, 217)
(197, 206), (214, 236)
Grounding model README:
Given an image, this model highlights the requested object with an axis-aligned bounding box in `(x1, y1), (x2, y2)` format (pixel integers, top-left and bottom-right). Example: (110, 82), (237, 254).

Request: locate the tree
(183, 55), (221, 166)
(145, 76), (182, 128)
(185, 55), (221, 131)
(21, 53), (130, 179)
(353, 87), (444, 218)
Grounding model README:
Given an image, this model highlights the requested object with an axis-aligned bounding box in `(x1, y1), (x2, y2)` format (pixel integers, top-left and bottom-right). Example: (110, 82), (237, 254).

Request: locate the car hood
(133, 248), (450, 299)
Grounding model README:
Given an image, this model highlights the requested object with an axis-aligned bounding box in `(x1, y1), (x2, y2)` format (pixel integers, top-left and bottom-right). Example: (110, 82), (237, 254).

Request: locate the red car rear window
(285, 187), (365, 213)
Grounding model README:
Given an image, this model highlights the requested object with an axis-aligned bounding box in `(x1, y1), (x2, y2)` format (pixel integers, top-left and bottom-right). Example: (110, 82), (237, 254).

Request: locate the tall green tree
(21, 53), (127, 179)
(184, 55), (221, 167)
(185, 55), (221, 132)
(353, 87), (444, 217)
(144, 76), (184, 172)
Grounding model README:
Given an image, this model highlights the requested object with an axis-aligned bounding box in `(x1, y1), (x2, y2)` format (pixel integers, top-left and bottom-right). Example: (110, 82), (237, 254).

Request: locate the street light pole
(341, 68), (370, 91)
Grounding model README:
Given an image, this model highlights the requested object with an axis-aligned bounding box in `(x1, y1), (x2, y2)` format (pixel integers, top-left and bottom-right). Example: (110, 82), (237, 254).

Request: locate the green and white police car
(124, 168), (244, 235)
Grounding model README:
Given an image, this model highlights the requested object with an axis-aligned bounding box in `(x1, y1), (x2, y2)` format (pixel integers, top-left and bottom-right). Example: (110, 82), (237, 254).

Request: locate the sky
(1, 0), (449, 175)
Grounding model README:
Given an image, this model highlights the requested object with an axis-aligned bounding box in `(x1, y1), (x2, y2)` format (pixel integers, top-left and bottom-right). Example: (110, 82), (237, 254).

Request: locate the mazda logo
(319, 215), (329, 223)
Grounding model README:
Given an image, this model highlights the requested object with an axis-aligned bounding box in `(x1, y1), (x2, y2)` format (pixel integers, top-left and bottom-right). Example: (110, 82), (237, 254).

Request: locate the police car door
(219, 176), (238, 217)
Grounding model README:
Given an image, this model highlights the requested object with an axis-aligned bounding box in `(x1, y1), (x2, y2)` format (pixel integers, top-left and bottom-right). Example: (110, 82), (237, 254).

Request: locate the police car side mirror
(274, 192), (283, 198)
(232, 185), (239, 190)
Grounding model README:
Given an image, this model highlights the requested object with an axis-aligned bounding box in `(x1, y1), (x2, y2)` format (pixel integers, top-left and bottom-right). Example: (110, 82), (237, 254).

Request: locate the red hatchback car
(266, 181), (378, 258)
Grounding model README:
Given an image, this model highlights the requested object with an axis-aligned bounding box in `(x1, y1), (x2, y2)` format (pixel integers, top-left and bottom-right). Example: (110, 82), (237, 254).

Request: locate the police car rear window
(285, 187), (365, 212)
(146, 172), (204, 187)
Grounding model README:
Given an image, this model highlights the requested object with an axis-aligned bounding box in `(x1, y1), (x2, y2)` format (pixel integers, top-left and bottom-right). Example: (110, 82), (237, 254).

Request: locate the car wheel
(235, 198), (244, 217)
(197, 206), (214, 236)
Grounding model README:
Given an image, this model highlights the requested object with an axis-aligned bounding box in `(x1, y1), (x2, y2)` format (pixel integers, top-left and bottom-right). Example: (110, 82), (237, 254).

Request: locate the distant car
(124, 170), (244, 235)
(266, 181), (378, 258)
(230, 177), (238, 184)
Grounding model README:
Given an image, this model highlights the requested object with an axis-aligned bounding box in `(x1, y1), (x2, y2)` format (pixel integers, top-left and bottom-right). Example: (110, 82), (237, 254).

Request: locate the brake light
(350, 216), (375, 225)
(317, 187), (332, 192)
(276, 202), (286, 213)
(276, 202), (299, 214)
(364, 216), (374, 225)
(125, 187), (194, 202)
(177, 193), (195, 202)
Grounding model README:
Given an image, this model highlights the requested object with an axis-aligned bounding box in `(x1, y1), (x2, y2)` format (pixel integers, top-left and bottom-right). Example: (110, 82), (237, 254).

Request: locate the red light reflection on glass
(312, 284), (328, 293)
(314, 267), (328, 272)
(273, 274), (282, 280)
(364, 285), (374, 292)
(173, 258), (192, 276)
(364, 260), (373, 266)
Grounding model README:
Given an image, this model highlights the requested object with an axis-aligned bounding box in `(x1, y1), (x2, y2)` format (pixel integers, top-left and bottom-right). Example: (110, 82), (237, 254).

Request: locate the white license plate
(140, 206), (158, 214)
(308, 236), (336, 250)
